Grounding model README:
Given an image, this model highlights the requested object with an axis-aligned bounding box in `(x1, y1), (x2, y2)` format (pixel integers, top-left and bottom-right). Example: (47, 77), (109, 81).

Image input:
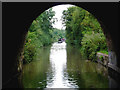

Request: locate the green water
(21, 42), (108, 88)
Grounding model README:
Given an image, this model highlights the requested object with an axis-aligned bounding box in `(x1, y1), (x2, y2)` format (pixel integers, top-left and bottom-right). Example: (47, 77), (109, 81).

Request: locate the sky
(51, 4), (75, 30)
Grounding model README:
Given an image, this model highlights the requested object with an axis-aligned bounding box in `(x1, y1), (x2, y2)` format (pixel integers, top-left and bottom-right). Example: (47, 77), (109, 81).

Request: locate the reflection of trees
(66, 45), (108, 88)
(21, 46), (51, 88)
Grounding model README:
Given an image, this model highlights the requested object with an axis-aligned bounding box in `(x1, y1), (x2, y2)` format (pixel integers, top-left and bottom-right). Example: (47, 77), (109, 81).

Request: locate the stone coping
(97, 52), (108, 57)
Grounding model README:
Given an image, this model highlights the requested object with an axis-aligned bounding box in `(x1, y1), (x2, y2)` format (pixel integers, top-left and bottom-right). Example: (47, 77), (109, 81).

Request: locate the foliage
(80, 33), (107, 61)
(50, 28), (66, 42)
(23, 43), (36, 64)
(97, 50), (108, 55)
(23, 8), (65, 64)
(62, 6), (108, 61)
(99, 55), (104, 62)
(62, 6), (86, 45)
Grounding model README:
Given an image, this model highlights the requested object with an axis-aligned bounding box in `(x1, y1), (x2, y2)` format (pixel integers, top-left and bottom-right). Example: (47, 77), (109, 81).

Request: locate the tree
(62, 6), (108, 60)
(23, 8), (56, 63)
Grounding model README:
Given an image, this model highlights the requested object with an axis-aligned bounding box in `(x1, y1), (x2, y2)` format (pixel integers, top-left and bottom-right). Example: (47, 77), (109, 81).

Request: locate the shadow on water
(19, 42), (120, 88)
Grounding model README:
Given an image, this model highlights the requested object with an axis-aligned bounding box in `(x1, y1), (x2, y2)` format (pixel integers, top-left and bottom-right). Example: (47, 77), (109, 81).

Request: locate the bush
(23, 31), (51, 64)
(23, 8), (57, 64)
(81, 32), (107, 61)
(23, 43), (36, 64)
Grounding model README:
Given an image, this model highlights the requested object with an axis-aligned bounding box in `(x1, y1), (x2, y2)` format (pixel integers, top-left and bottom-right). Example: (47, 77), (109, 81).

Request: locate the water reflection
(66, 45), (108, 88)
(46, 42), (78, 88)
(21, 42), (108, 88)
(21, 47), (51, 88)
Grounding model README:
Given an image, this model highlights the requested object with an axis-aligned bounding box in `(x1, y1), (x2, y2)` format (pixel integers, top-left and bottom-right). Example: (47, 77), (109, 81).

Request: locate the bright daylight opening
(21, 4), (109, 88)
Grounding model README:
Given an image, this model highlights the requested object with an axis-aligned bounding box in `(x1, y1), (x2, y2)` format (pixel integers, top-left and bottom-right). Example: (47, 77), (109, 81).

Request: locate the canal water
(21, 42), (108, 88)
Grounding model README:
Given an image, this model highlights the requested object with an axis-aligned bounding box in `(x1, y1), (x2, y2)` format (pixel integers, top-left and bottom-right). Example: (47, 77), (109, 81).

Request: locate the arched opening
(20, 4), (110, 88)
(2, 2), (119, 88)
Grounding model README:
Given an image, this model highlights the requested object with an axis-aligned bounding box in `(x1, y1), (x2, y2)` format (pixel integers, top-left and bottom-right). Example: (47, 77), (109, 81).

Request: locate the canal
(21, 42), (108, 88)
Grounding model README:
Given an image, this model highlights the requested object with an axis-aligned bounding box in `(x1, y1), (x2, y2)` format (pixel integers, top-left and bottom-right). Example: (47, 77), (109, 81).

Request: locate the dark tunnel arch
(2, 2), (119, 88)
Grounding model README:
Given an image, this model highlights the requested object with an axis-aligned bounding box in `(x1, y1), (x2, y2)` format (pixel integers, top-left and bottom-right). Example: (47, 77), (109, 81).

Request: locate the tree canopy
(23, 8), (65, 64)
(62, 6), (108, 60)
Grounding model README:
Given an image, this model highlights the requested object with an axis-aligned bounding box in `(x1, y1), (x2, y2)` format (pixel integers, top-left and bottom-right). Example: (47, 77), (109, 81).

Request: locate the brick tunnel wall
(2, 2), (119, 88)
